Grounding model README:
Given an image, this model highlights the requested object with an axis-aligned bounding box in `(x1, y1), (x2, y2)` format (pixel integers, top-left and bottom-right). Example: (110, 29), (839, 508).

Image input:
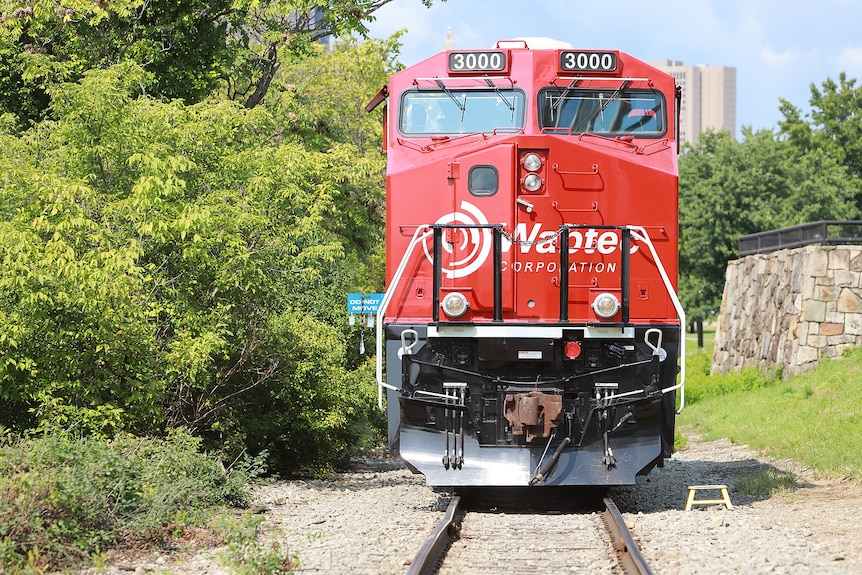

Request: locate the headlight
(592, 293), (620, 319)
(523, 153), (542, 171)
(523, 173), (542, 191)
(441, 292), (469, 318)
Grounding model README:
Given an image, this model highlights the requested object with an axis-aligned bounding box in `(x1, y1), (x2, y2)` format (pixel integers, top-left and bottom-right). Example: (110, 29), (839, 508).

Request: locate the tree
(0, 0), (233, 128)
(0, 0), (441, 128)
(272, 35), (400, 261)
(779, 72), (862, 187)
(227, 0), (420, 109)
(0, 37), (395, 470)
(679, 128), (860, 320)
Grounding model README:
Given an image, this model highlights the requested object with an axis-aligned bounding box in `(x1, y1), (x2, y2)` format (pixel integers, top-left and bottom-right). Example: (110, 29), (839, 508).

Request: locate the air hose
(528, 436), (572, 486)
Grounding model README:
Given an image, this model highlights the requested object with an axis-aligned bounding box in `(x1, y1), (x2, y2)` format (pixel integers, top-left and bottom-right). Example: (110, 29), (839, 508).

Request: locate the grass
(678, 333), (862, 480)
(735, 469), (799, 497)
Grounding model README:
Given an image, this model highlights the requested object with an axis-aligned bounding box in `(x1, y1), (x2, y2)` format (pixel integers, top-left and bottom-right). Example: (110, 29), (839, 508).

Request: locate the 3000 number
(560, 51), (617, 72)
(448, 51), (506, 72)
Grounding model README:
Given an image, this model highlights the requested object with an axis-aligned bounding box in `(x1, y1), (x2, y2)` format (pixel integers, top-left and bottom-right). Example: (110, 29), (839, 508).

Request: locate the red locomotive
(367, 38), (685, 486)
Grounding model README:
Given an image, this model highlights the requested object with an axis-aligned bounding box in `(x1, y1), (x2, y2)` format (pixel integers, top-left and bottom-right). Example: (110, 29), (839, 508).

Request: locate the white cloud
(760, 47), (799, 68)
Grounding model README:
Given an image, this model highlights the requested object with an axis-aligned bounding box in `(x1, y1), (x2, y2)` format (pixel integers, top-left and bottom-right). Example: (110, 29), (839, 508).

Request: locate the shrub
(0, 59), (386, 475)
(0, 430), (261, 571)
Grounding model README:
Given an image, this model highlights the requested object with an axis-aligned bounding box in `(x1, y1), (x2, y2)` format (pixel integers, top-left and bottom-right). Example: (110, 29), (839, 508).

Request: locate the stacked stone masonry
(712, 245), (862, 377)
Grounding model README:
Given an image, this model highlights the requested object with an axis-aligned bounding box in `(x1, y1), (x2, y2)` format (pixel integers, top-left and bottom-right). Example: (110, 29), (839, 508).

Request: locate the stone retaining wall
(712, 245), (862, 377)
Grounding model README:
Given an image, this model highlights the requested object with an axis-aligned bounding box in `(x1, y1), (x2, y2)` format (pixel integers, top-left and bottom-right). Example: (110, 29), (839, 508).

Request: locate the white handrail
(630, 226), (686, 413)
(376, 226), (434, 410)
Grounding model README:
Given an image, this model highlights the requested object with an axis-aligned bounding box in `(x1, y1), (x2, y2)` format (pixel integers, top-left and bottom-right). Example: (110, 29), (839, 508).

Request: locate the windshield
(538, 89), (666, 137)
(400, 90), (525, 135)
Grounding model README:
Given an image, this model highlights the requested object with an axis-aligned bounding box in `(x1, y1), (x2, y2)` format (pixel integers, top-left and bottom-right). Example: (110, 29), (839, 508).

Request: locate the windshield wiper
(572, 79), (630, 133)
(484, 78), (516, 121)
(550, 77), (582, 122)
(434, 78), (467, 121)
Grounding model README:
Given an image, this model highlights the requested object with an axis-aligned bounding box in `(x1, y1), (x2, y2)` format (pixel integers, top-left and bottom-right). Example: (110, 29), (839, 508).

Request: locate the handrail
(630, 226), (686, 413)
(430, 224), (504, 322)
(558, 224), (631, 322)
(738, 220), (862, 256)
(376, 226), (433, 410)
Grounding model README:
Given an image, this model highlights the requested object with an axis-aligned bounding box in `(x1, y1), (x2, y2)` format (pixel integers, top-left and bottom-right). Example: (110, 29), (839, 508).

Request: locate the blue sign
(347, 293), (384, 314)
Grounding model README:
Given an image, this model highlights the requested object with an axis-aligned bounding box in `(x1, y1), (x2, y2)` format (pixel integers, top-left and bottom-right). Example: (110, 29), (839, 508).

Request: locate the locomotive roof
(388, 41), (676, 92)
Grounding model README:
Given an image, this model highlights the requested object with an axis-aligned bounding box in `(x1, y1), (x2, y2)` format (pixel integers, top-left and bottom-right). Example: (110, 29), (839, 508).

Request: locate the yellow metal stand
(685, 484), (733, 511)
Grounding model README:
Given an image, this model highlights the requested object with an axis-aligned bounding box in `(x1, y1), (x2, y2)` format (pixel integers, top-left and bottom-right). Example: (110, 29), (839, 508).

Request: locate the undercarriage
(385, 324), (678, 486)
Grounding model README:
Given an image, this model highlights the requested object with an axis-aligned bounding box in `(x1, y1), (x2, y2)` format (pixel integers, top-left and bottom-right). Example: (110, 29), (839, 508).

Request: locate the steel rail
(405, 496), (463, 575)
(602, 496), (655, 575)
(409, 494), (652, 574)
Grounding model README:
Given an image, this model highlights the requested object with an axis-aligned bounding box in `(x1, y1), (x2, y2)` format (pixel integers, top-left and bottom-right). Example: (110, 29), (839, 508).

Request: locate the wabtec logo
(503, 222), (635, 255)
(424, 201), (638, 278)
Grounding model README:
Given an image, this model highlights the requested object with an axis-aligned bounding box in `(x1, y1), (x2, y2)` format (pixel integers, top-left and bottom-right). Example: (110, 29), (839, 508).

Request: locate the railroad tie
(684, 484), (733, 511)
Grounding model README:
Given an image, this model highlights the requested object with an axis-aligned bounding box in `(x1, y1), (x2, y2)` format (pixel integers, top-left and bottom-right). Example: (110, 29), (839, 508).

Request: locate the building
(443, 27), (455, 50)
(650, 60), (736, 147)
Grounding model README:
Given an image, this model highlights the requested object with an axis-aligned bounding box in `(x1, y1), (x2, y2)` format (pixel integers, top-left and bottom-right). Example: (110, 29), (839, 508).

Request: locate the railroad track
(406, 494), (653, 575)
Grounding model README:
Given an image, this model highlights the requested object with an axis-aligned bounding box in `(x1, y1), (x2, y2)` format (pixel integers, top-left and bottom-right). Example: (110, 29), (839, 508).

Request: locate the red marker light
(565, 341), (582, 360)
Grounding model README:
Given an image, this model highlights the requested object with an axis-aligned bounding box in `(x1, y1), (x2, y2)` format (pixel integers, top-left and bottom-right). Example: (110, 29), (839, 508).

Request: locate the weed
(216, 513), (298, 575)
(674, 427), (688, 451)
(0, 546), (48, 575)
(736, 469), (798, 497)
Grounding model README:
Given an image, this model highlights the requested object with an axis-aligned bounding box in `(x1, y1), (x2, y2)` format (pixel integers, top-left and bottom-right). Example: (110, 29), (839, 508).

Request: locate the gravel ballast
(81, 433), (862, 574)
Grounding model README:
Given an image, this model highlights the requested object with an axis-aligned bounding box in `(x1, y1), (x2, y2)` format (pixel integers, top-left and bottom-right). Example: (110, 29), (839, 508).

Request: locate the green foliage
(0, 0), (441, 126)
(678, 128), (861, 319)
(276, 35), (402, 150)
(227, 1), (437, 108)
(257, 35), (399, 259)
(0, 9), (418, 570)
(235, 309), (382, 474)
(0, 430), (258, 572)
(686, 364), (780, 405)
(779, 72), (862, 182)
(680, 346), (862, 479)
(0, 0), (231, 127)
(0, 48), (390, 472)
(682, 336), (781, 406)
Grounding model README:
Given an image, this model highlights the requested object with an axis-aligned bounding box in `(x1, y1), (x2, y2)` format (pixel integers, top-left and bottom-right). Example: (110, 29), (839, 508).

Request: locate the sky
(364, 0), (862, 136)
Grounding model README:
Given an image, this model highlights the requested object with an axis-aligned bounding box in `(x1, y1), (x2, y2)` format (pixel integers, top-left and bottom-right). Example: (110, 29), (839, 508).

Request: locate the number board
(447, 50), (508, 74)
(559, 51), (619, 73)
